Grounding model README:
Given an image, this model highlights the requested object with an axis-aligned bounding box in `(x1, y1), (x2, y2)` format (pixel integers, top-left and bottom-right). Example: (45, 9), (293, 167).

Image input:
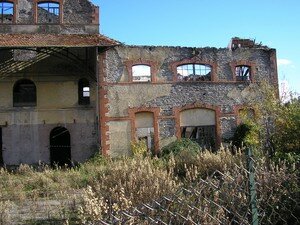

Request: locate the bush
(160, 138), (200, 158)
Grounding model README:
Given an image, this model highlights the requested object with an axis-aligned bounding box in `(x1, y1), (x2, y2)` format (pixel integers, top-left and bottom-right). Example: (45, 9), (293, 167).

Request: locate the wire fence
(0, 148), (299, 225)
(94, 148), (299, 225)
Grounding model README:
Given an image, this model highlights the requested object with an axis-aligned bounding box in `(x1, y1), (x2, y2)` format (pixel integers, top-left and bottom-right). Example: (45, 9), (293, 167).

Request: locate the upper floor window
(177, 64), (212, 81)
(235, 65), (251, 81)
(78, 78), (90, 105)
(13, 79), (37, 107)
(0, 2), (13, 24)
(132, 65), (151, 82)
(37, 2), (60, 23)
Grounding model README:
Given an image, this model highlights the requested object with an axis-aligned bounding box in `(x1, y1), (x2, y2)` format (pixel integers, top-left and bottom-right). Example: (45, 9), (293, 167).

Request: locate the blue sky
(92, 0), (300, 94)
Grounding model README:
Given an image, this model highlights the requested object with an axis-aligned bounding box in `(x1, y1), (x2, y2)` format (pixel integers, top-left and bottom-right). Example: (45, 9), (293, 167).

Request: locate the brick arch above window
(34, 0), (63, 24)
(125, 60), (158, 83)
(234, 105), (256, 125)
(173, 103), (221, 148)
(230, 60), (256, 82)
(170, 59), (217, 82)
(128, 107), (160, 154)
(0, 0), (17, 24)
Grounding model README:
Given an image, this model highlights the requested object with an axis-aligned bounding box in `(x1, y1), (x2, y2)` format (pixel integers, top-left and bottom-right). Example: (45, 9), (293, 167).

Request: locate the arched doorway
(50, 127), (71, 166)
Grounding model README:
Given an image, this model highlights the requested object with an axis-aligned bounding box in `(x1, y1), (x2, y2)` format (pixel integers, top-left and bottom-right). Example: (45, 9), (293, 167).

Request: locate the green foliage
(232, 122), (260, 148)
(160, 138), (200, 158)
(130, 140), (148, 156)
(246, 81), (300, 162)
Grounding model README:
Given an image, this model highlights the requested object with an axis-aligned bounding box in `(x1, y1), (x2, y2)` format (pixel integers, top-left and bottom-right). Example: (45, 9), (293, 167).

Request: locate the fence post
(247, 147), (258, 225)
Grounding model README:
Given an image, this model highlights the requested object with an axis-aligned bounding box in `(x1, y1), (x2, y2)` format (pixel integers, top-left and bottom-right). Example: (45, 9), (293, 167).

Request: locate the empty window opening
(0, 2), (13, 24)
(180, 108), (216, 149)
(37, 2), (60, 23)
(132, 65), (151, 82)
(135, 112), (154, 151)
(13, 79), (37, 107)
(181, 126), (216, 148)
(50, 126), (71, 167)
(235, 65), (251, 81)
(177, 64), (211, 81)
(78, 78), (90, 105)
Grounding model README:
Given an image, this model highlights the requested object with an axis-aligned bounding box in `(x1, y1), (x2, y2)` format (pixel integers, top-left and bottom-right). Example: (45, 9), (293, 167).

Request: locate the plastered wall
(0, 47), (98, 165)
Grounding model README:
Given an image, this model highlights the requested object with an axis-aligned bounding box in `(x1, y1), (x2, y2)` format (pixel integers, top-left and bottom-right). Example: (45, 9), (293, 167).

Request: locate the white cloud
(278, 59), (293, 66)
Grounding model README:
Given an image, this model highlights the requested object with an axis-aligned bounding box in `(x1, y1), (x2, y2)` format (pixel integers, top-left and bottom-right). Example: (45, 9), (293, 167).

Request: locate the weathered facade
(0, 0), (278, 165)
(0, 0), (117, 165)
(99, 44), (278, 156)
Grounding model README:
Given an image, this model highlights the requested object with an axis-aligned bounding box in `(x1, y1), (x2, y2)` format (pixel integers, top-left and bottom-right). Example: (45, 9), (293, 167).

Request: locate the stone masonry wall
(0, 0), (99, 34)
(101, 44), (277, 156)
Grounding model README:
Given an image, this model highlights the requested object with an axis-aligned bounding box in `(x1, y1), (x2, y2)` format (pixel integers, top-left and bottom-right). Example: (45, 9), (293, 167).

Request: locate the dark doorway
(50, 127), (71, 167)
(0, 127), (3, 166)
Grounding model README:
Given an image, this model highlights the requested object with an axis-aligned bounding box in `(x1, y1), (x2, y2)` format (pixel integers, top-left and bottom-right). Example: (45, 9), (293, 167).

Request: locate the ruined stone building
(0, 0), (278, 165)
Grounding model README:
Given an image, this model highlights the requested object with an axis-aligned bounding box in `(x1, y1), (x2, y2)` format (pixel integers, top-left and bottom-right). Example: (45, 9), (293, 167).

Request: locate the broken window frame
(37, 1), (60, 24)
(13, 79), (37, 107)
(78, 78), (90, 105)
(0, 1), (14, 24)
(134, 111), (155, 152)
(235, 65), (251, 81)
(176, 64), (212, 81)
(181, 125), (216, 149)
(132, 64), (151, 82)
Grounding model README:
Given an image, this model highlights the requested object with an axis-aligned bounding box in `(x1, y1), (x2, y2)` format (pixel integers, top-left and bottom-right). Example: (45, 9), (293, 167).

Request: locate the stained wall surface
(99, 44), (278, 155)
(0, 47), (98, 165)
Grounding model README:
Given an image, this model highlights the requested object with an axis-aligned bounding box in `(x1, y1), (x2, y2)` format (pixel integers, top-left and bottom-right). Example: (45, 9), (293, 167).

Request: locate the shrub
(130, 140), (148, 156)
(160, 138), (200, 158)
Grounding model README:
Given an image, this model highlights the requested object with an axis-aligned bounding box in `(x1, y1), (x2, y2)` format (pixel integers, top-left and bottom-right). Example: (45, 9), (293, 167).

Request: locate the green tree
(249, 82), (300, 163)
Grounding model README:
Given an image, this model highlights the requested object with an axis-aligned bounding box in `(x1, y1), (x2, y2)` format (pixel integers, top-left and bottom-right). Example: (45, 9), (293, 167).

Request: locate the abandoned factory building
(0, 0), (278, 165)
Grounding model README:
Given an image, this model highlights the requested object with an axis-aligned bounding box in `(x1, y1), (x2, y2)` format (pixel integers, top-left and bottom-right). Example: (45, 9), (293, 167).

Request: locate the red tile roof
(0, 34), (121, 47)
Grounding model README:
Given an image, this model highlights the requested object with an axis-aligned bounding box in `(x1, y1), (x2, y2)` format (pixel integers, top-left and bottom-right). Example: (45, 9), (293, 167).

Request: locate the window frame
(78, 78), (90, 105)
(230, 61), (256, 82)
(0, 1), (16, 24)
(34, 0), (63, 24)
(171, 59), (216, 82)
(132, 64), (152, 83)
(176, 63), (213, 82)
(13, 79), (37, 107)
(174, 103), (221, 149)
(128, 107), (160, 155)
(125, 60), (158, 83)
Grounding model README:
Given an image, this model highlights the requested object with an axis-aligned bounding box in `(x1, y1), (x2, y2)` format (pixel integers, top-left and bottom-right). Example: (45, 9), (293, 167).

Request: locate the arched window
(177, 64), (212, 81)
(78, 78), (90, 105)
(0, 2), (14, 24)
(235, 65), (251, 81)
(37, 2), (60, 23)
(180, 108), (216, 148)
(13, 79), (37, 107)
(132, 65), (151, 82)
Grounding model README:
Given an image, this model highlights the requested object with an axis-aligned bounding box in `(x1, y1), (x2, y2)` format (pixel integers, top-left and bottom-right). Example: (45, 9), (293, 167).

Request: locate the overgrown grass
(0, 146), (298, 224)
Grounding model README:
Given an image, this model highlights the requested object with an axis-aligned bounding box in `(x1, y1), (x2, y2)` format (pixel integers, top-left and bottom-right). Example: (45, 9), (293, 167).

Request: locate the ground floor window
(135, 112), (154, 152)
(180, 108), (216, 149)
(181, 125), (216, 148)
